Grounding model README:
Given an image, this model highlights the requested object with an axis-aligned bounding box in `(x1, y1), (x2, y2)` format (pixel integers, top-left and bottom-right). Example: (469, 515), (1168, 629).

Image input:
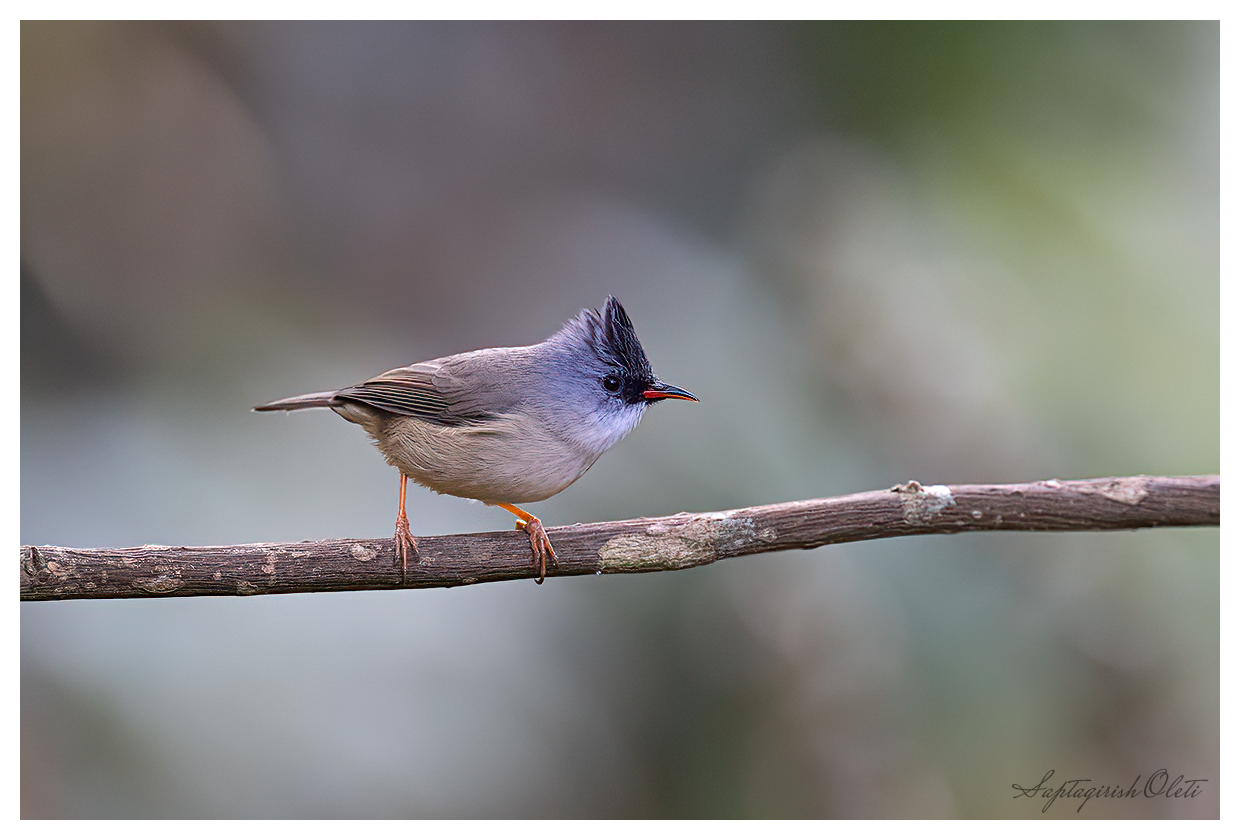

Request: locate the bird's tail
(253, 391), (340, 412)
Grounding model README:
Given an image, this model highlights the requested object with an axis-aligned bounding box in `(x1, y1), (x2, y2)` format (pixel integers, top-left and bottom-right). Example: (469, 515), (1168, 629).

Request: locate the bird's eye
(602, 373), (623, 393)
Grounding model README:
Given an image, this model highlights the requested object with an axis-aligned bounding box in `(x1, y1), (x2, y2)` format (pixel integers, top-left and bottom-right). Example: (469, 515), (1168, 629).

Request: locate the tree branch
(20, 475), (1219, 601)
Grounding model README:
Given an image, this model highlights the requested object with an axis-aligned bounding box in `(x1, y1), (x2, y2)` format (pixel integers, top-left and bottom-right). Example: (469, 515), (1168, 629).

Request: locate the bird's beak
(642, 381), (698, 402)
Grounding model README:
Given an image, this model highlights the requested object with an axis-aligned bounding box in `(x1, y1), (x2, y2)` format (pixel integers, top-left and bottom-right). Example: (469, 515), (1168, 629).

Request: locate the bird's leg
(394, 474), (418, 584)
(497, 502), (556, 584)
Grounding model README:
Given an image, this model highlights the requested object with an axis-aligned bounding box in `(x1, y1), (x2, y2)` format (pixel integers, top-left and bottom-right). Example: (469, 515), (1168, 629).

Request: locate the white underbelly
(369, 413), (600, 504)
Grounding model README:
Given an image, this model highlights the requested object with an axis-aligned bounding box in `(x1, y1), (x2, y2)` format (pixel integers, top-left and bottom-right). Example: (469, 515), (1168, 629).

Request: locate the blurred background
(21, 21), (1218, 818)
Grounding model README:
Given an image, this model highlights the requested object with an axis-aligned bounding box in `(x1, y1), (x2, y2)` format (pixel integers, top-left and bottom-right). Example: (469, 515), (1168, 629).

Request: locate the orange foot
(519, 516), (557, 585)
(394, 507), (418, 583)
(497, 502), (557, 584)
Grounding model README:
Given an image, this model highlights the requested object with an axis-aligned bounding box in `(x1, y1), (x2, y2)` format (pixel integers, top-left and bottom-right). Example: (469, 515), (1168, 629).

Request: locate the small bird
(254, 296), (696, 583)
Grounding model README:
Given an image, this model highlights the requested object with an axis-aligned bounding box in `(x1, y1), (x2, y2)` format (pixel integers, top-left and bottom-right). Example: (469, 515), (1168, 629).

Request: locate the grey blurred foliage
(21, 21), (1217, 818)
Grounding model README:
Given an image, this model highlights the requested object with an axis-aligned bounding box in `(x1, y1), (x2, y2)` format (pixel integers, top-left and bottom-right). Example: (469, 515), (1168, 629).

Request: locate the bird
(254, 296), (696, 583)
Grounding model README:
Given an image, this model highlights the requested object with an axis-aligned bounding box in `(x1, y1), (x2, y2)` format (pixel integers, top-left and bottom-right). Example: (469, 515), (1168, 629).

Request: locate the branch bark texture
(20, 475), (1219, 601)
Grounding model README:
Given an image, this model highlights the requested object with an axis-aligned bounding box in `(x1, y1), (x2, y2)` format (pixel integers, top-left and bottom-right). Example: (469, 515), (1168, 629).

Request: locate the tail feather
(253, 391), (340, 412)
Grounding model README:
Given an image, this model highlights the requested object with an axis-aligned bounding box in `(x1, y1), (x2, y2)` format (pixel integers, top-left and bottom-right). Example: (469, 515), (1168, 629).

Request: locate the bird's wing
(334, 359), (513, 427)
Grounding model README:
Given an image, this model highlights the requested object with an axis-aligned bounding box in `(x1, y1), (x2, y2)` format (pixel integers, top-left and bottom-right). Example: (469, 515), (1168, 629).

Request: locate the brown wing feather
(335, 360), (510, 426)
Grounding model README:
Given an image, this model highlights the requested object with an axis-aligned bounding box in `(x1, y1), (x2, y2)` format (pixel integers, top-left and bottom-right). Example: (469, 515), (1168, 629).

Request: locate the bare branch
(20, 475), (1219, 601)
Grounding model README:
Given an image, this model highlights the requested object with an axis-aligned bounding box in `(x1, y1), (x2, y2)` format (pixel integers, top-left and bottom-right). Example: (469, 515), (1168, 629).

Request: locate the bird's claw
(519, 516), (556, 584)
(394, 509), (418, 584)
